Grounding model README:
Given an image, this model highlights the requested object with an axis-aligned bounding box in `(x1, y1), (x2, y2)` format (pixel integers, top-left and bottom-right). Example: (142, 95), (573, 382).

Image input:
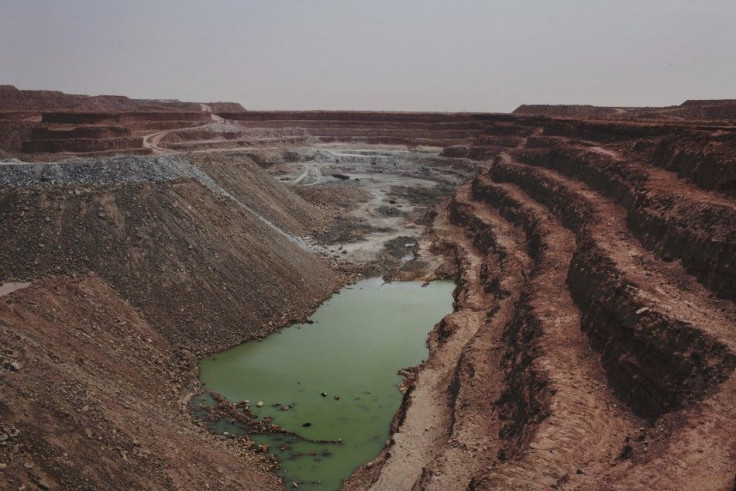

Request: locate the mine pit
(263, 144), (464, 269)
(1, 88), (735, 490)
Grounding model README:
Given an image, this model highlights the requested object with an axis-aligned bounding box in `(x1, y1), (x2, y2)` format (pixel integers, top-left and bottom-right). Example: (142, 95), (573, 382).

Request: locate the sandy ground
(0, 281), (30, 297)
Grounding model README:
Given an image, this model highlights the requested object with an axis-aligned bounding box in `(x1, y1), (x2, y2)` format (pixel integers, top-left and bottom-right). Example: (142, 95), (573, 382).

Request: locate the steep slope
(352, 119), (736, 490)
(0, 155), (340, 352)
(0, 276), (280, 490)
(187, 152), (327, 237)
(0, 152), (347, 489)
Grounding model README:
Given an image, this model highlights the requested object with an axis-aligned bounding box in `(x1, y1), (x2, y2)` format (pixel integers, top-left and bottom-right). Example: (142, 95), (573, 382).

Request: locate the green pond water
(198, 277), (455, 490)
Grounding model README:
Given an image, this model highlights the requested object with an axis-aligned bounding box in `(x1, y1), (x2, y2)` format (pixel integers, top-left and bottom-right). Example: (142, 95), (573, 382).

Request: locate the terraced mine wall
(18, 120), (146, 154)
(41, 111), (211, 124)
(537, 120), (736, 197)
(515, 100), (736, 121)
(4, 112), (211, 155)
(219, 110), (518, 123)
(664, 101), (736, 120)
(156, 127), (313, 151)
(514, 104), (627, 118)
(349, 113), (735, 490)
(0, 111), (41, 121)
(2, 102), (735, 489)
(480, 163), (734, 419)
(646, 131), (736, 197)
(542, 119), (687, 142)
(215, 111), (538, 149)
(515, 146), (736, 300)
(21, 136), (144, 153)
(0, 120), (36, 152)
(1, 108), (542, 157)
(30, 125), (132, 139)
(447, 191), (550, 457)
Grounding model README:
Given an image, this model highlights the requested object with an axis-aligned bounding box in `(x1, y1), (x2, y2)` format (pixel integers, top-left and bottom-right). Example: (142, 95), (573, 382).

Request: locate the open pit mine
(1, 85), (735, 490)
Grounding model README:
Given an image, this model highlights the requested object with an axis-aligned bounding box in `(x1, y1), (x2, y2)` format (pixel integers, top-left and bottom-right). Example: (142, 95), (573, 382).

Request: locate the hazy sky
(1, 0), (734, 112)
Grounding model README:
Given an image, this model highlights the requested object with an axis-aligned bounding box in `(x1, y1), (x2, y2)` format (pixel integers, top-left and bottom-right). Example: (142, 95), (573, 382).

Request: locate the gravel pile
(0, 155), (228, 195)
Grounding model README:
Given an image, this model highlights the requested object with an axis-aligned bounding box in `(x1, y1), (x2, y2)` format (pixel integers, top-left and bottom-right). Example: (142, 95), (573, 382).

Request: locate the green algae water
(198, 277), (454, 490)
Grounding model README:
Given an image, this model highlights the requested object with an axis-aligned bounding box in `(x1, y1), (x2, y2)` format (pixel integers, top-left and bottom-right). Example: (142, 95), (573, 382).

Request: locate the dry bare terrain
(1, 88), (735, 489)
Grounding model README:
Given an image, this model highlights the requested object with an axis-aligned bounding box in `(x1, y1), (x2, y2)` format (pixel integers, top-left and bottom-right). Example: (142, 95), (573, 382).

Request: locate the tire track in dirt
(469, 176), (642, 488)
(419, 186), (530, 489)
(492, 155), (736, 355)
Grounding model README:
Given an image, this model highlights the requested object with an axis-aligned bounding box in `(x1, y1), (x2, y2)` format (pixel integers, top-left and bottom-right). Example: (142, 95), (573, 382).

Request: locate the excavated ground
(344, 116), (736, 490)
(1, 97), (735, 490)
(0, 131), (472, 489)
